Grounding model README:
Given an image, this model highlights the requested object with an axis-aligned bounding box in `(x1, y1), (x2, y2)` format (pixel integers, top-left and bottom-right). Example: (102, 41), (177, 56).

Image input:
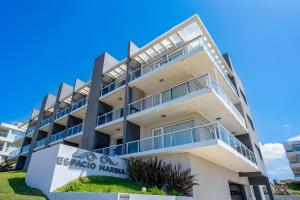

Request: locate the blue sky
(0, 0), (299, 180)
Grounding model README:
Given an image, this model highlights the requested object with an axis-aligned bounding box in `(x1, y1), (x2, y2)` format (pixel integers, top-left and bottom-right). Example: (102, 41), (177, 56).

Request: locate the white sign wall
(26, 144), (128, 196)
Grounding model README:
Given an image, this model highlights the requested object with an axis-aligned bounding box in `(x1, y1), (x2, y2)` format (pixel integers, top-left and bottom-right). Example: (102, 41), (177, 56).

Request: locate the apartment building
(10, 15), (273, 200)
(283, 140), (300, 182)
(0, 122), (27, 163)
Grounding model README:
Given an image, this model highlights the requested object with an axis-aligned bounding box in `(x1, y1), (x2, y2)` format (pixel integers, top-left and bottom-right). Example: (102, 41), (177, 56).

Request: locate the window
(255, 145), (263, 160)
(293, 145), (300, 152)
(247, 115), (255, 131)
(240, 89), (248, 105)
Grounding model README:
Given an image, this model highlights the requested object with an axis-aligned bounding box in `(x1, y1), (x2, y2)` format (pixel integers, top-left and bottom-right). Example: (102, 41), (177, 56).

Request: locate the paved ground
(265, 195), (300, 200)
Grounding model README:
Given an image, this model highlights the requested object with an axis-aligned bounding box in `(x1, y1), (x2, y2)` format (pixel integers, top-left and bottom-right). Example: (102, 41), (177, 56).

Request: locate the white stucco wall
(26, 144), (127, 197)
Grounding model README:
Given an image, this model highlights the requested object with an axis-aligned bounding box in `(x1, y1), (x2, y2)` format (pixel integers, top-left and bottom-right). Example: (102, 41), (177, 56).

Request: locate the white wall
(26, 144), (127, 197)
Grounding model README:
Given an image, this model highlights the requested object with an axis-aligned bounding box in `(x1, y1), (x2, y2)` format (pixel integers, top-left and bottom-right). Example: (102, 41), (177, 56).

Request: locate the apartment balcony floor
(127, 87), (247, 135)
(121, 139), (258, 173)
(128, 39), (238, 104)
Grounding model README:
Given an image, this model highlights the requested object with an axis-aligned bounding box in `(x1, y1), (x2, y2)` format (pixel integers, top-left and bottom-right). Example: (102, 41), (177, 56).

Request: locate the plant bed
(56, 176), (152, 194)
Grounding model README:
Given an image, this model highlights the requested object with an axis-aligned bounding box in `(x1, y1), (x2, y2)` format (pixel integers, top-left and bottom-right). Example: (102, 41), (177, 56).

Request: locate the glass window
(294, 145), (300, 152)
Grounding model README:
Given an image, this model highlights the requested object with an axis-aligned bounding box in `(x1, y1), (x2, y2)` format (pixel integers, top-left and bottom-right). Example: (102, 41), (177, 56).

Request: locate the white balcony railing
(94, 122), (256, 165)
(96, 74), (245, 128)
(35, 138), (47, 149)
(50, 130), (66, 144)
(99, 36), (237, 100)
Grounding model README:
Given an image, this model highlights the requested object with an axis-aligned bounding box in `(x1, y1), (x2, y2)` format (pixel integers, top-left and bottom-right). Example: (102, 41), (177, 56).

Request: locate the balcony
(49, 130), (66, 145)
(0, 132), (8, 138)
(95, 122), (257, 172)
(20, 144), (30, 155)
(64, 123), (84, 144)
(7, 148), (21, 159)
(26, 126), (36, 137)
(127, 75), (246, 134)
(55, 97), (88, 126)
(39, 116), (53, 131)
(95, 107), (124, 134)
(34, 138), (47, 150)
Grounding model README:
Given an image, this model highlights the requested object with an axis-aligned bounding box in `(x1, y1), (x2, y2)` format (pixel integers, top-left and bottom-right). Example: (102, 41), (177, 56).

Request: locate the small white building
(0, 122), (27, 163)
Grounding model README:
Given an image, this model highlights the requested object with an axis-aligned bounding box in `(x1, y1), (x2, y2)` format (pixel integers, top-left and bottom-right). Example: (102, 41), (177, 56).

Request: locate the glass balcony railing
(71, 97), (88, 112)
(126, 122), (256, 164)
(0, 132), (8, 138)
(96, 107), (124, 126)
(35, 138), (46, 149)
(55, 107), (71, 120)
(94, 144), (123, 157)
(55, 97), (88, 120)
(128, 74), (211, 115)
(9, 148), (21, 157)
(40, 116), (53, 128)
(129, 36), (204, 82)
(65, 123), (84, 138)
(50, 130), (66, 144)
(96, 74), (245, 128)
(26, 126), (35, 136)
(100, 78), (126, 97)
(20, 144), (30, 154)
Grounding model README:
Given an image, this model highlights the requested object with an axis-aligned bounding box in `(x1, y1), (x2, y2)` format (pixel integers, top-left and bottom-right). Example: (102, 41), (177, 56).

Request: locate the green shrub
(169, 190), (183, 196)
(63, 183), (81, 192)
(102, 188), (112, 193)
(288, 183), (299, 190)
(150, 186), (166, 195)
(127, 157), (197, 196)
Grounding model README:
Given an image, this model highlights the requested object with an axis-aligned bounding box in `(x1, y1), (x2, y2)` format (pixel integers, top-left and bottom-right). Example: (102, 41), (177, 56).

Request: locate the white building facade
(9, 15), (273, 200)
(0, 122), (27, 163)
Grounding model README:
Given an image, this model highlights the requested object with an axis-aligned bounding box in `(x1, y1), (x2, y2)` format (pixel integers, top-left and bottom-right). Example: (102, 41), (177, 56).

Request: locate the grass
(0, 170), (47, 200)
(57, 176), (152, 194)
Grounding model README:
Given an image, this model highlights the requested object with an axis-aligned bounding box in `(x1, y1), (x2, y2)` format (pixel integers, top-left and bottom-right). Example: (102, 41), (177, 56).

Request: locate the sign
(26, 144), (128, 197)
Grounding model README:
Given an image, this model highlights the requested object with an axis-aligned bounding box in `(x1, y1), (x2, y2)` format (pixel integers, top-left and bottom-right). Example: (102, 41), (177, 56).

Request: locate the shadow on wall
(8, 177), (48, 199)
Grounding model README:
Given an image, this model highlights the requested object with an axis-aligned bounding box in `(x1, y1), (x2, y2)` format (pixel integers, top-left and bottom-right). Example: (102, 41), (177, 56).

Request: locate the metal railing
(0, 132), (8, 138)
(20, 144), (30, 154)
(50, 130), (66, 143)
(55, 106), (71, 120)
(101, 78), (126, 97)
(95, 74), (245, 128)
(55, 97), (88, 120)
(65, 123), (84, 138)
(129, 36), (204, 82)
(128, 74), (211, 115)
(126, 122), (256, 164)
(40, 116), (53, 128)
(96, 107), (124, 126)
(94, 144), (123, 157)
(8, 148), (21, 157)
(26, 126), (35, 136)
(35, 138), (47, 149)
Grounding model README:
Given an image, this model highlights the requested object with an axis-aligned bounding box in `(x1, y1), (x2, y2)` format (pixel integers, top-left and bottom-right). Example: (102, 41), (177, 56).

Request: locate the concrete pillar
(81, 52), (118, 150)
(23, 94), (56, 170)
(45, 83), (73, 147)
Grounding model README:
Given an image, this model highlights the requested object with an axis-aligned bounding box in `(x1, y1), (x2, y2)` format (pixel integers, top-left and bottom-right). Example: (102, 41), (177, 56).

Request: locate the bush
(150, 186), (166, 195)
(63, 183), (81, 192)
(127, 157), (197, 196)
(169, 190), (183, 196)
(288, 183), (299, 190)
